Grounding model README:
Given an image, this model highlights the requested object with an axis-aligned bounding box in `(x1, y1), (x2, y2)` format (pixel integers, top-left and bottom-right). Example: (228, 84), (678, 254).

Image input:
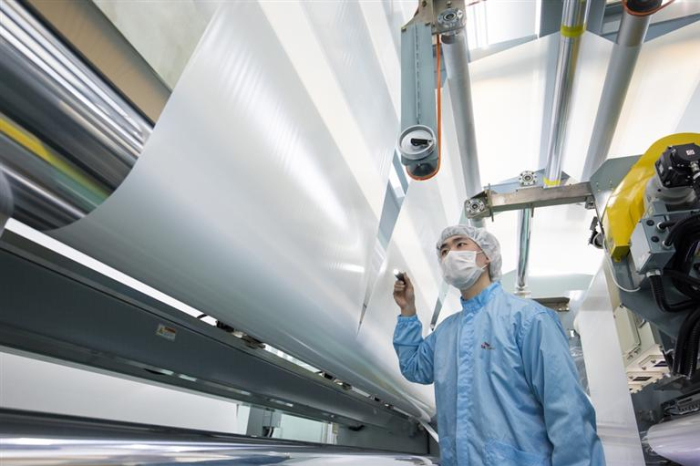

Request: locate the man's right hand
(393, 274), (417, 316)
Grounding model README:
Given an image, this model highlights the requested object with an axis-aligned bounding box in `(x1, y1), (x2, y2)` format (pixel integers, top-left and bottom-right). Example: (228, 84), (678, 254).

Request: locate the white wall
(272, 413), (330, 443)
(92, 0), (217, 88)
(0, 349), (242, 433)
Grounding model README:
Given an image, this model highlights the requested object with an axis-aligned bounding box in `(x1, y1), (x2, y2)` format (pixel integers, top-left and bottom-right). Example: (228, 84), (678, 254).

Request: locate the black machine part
(647, 213), (700, 377)
(643, 142), (700, 377)
(626, 0), (663, 13)
(655, 143), (700, 195)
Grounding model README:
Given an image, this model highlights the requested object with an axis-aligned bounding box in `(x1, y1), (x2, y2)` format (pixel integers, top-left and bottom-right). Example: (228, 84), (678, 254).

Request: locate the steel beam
(587, 0), (607, 36)
(0, 231), (413, 430)
(465, 182), (594, 220)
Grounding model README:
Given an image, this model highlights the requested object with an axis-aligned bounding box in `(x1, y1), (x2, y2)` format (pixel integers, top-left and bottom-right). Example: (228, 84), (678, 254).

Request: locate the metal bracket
(533, 297), (570, 312)
(403, 0), (466, 35)
(0, 231), (413, 429)
(465, 182), (595, 220)
(418, 419), (440, 443)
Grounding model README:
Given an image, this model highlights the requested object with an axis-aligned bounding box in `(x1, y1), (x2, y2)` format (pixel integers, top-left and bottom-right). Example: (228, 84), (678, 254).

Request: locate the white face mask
(440, 250), (486, 290)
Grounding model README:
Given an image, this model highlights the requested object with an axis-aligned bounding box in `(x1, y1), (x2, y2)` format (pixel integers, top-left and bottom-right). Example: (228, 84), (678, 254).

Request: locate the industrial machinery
(397, 0), (481, 193)
(602, 134), (700, 378)
(1, 0), (699, 463)
(463, 133), (700, 378)
(0, 0), (437, 461)
(463, 133), (700, 464)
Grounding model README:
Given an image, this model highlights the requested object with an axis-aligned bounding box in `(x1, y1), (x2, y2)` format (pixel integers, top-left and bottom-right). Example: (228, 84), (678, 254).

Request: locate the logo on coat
(481, 342), (494, 350)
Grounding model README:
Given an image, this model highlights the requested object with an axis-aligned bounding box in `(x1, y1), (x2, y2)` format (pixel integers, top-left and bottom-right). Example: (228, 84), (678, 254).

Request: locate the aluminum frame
(0, 230), (417, 431)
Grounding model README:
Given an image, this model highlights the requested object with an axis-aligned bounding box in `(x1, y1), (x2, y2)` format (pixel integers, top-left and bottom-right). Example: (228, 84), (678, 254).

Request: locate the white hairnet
(436, 225), (502, 281)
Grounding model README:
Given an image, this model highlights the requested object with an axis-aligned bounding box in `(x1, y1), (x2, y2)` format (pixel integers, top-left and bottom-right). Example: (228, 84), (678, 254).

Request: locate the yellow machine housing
(602, 132), (700, 261)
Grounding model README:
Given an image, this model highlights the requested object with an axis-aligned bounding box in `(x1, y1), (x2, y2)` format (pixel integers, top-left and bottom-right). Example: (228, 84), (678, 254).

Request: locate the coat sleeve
(519, 310), (606, 466)
(393, 315), (436, 385)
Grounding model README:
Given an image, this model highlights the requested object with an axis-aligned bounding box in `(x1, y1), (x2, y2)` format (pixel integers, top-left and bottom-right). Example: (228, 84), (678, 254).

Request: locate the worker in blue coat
(393, 225), (605, 466)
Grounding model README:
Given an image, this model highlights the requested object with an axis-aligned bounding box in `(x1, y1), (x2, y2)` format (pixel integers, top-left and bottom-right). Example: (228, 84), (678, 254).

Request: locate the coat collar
(460, 282), (501, 313)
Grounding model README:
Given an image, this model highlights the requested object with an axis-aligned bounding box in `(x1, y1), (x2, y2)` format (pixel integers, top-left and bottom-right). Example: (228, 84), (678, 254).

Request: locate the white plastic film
(576, 267), (646, 465)
(647, 412), (700, 466)
(49, 1), (432, 419)
(301, 1), (397, 186)
(259, 1), (389, 218)
(364, 81), (473, 332)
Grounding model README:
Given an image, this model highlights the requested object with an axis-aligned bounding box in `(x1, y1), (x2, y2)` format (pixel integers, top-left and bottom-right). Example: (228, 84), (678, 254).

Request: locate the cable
(605, 254), (641, 292)
(664, 214), (700, 247)
(661, 214), (700, 375)
(666, 269), (700, 288)
(649, 274), (696, 312)
(610, 271), (641, 293)
(674, 309), (700, 375)
(685, 317), (700, 376)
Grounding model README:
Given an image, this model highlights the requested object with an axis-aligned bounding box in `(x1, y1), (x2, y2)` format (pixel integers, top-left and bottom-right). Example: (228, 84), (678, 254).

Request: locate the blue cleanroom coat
(393, 282), (605, 466)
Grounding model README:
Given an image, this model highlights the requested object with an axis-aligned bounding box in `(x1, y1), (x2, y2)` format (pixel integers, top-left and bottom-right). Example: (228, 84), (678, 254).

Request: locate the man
(393, 225), (605, 466)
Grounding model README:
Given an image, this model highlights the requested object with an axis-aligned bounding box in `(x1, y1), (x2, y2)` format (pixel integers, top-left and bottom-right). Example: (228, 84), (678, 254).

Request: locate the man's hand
(393, 274), (417, 316)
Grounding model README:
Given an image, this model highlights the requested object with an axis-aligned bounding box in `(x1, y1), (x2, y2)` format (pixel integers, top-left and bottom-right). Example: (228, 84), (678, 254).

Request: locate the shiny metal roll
(543, 0), (590, 187)
(0, 0), (152, 229)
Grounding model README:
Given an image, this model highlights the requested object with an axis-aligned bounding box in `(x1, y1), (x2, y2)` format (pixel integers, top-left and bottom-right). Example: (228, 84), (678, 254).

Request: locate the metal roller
(0, 0), (152, 230)
(441, 26), (482, 200)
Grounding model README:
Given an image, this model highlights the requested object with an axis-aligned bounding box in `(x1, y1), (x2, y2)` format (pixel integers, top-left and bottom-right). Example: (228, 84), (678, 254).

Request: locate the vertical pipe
(527, 0), (588, 295)
(430, 14), (484, 330)
(581, 3), (657, 180)
(543, 0), (590, 187)
(516, 208), (532, 296)
(442, 26), (484, 227)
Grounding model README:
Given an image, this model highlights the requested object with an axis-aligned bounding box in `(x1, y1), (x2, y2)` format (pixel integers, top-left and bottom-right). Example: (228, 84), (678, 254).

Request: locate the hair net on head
(436, 225), (502, 281)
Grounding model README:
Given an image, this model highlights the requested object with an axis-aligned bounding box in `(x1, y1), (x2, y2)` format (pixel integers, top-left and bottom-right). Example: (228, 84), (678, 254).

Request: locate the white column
(575, 266), (645, 465)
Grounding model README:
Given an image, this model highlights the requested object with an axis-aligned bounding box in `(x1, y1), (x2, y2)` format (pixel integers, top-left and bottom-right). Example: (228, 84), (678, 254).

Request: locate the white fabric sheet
(50, 1), (432, 419)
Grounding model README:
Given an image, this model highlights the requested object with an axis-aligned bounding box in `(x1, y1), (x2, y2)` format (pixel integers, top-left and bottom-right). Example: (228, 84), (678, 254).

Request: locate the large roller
(647, 413), (700, 466)
(0, 0), (151, 229)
